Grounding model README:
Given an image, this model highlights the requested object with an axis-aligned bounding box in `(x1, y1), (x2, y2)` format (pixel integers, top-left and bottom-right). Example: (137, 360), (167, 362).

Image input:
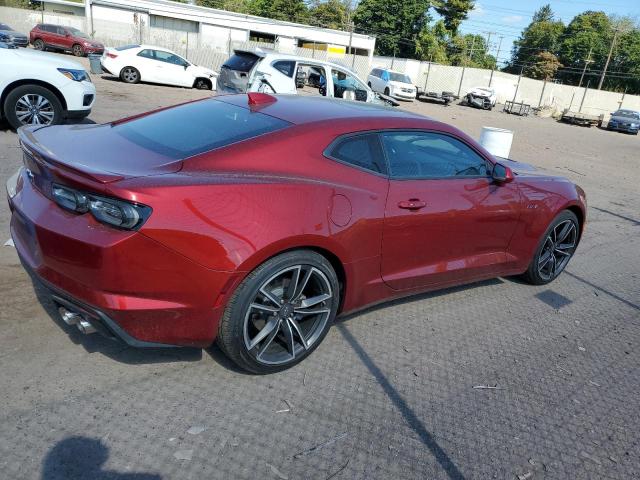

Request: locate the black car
(607, 109), (640, 135)
(0, 23), (28, 48)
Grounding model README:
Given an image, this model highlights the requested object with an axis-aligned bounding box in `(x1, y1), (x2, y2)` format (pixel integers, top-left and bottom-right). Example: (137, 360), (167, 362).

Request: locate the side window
(137, 49), (154, 59)
(56, 27), (66, 36)
(272, 60), (295, 78)
(327, 134), (387, 175)
(154, 50), (188, 66)
(380, 131), (490, 178)
(381, 71), (389, 81)
(331, 68), (368, 102)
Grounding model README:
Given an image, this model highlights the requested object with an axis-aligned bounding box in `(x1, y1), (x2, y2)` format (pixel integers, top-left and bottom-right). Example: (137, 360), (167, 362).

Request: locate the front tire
(522, 210), (579, 285)
(120, 66), (140, 84)
(72, 44), (84, 57)
(3, 85), (63, 130)
(217, 250), (340, 374)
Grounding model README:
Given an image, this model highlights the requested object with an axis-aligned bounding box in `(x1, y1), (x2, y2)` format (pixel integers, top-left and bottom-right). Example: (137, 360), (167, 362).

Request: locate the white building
(35, 0), (376, 59)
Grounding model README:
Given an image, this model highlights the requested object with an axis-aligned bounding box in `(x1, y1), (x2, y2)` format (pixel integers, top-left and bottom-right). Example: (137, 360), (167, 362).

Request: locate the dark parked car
(607, 109), (640, 135)
(29, 24), (104, 57)
(0, 23), (28, 48)
(7, 94), (586, 373)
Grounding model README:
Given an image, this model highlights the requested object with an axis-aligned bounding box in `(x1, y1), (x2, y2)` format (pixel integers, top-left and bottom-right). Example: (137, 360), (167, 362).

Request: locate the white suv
(367, 68), (416, 101)
(0, 47), (95, 129)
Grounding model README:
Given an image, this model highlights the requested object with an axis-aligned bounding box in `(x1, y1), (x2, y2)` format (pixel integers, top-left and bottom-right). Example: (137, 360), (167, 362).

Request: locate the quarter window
(273, 60), (295, 78)
(328, 134), (386, 174)
(380, 131), (490, 178)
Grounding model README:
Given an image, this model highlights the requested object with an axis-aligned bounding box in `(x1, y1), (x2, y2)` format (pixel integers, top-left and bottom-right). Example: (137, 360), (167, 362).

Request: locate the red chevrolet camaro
(7, 93), (586, 373)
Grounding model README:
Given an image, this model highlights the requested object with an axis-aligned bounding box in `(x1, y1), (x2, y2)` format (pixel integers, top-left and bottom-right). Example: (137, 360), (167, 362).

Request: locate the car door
(328, 67), (370, 102)
(152, 50), (192, 87)
(57, 26), (72, 50)
(267, 60), (297, 93)
(134, 49), (160, 82)
(380, 130), (522, 290)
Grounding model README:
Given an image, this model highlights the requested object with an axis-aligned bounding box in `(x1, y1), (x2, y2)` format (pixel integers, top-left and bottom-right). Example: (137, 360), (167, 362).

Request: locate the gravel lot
(1, 54), (638, 480)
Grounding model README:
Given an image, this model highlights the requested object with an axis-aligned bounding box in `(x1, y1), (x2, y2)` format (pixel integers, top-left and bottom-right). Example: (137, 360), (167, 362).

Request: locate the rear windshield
(222, 52), (260, 73)
(113, 99), (290, 159)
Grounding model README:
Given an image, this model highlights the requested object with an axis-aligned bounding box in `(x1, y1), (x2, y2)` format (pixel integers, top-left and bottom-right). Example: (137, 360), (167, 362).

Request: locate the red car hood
(18, 124), (182, 184)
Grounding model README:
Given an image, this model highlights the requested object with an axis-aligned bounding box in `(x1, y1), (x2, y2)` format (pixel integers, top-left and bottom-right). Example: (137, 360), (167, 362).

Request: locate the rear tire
(522, 210), (579, 285)
(3, 84), (64, 130)
(120, 66), (140, 84)
(33, 38), (45, 50)
(217, 250), (340, 374)
(72, 44), (84, 57)
(384, 87), (390, 96)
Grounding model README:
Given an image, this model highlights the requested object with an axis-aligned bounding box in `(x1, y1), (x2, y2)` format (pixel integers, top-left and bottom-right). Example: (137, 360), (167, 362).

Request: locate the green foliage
(434, 0), (475, 36)
(247, 0), (308, 22)
(0, 0), (40, 9)
(353, 0), (432, 57)
(415, 20), (449, 63)
(449, 34), (495, 68)
(507, 4), (564, 73)
(527, 51), (562, 80)
(308, 0), (347, 29)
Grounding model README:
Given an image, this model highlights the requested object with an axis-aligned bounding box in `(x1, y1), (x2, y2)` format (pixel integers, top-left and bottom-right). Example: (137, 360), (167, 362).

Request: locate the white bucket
(479, 127), (513, 159)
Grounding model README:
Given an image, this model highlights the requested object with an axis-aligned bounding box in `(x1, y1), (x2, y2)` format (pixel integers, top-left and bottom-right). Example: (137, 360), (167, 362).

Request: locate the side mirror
(492, 163), (514, 183)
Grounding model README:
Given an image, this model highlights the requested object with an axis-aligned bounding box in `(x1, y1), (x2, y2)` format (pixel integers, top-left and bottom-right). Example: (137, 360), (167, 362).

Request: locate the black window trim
(323, 131), (389, 178)
(378, 128), (495, 181)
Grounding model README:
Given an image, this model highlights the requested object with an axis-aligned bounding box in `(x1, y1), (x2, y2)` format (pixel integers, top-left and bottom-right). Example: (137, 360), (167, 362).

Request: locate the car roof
(216, 94), (430, 127)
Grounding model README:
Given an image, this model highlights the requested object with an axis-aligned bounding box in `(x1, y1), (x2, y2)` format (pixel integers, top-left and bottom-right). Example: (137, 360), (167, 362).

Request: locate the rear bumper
(8, 168), (233, 347)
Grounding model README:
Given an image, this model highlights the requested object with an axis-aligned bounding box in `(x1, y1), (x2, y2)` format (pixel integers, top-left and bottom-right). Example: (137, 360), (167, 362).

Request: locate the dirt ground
(0, 54), (638, 480)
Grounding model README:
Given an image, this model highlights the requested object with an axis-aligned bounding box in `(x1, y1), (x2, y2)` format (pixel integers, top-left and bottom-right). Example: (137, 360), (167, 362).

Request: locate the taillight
(106, 52), (118, 58)
(51, 183), (151, 230)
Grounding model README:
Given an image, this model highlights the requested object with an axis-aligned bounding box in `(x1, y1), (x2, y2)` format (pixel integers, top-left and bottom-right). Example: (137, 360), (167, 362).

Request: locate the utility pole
(484, 31), (493, 55)
(467, 35), (476, 63)
(494, 36), (504, 66)
(598, 29), (619, 90)
(578, 46), (593, 88)
(347, 22), (353, 56)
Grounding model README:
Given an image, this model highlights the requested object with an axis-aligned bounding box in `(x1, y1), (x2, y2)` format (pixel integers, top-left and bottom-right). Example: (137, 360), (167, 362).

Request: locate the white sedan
(101, 44), (217, 90)
(0, 47), (95, 129)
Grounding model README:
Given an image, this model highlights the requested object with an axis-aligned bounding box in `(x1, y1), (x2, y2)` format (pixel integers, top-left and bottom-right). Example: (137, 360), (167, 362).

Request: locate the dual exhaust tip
(58, 306), (97, 334)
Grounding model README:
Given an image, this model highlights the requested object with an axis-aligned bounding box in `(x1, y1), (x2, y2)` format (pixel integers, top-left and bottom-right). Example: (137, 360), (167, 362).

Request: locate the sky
(459, 0), (640, 66)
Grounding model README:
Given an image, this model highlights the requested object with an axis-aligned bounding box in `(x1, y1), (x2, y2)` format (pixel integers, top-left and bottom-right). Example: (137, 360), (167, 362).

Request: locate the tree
(434, 0), (475, 36)
(532, 3), (553, 23)
(247, 0), (308, 23)
(415, 20), (449, 63)
(353, 0), (432, 57)
(195, 0), (251, 13)
(527, 51), (562, 80)
(308, 0), (347, 29)
(507, 4), (564, 73)
(449, 33), (495, 68)
(556, 11), (612, 86)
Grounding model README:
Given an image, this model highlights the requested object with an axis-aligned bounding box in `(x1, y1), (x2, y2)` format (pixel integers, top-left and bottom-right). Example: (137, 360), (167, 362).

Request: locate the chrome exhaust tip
(77, 319), (97, 335)
(58, 306), (81, 326)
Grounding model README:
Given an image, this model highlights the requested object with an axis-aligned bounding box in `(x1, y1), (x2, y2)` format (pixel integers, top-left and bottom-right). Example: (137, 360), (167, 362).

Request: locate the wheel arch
(0, 79), (67, 118)
(233, 239), (349, 313)
(566, 204), (585, 240)
(193, 77), (212, 89)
